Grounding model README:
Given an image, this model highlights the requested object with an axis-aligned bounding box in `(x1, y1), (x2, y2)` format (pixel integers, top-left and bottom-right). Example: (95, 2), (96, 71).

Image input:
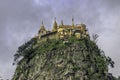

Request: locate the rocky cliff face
(12, 37), (117, 80)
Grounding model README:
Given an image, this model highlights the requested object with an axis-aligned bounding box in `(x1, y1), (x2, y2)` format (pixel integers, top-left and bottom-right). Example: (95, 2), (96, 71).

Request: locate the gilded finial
(40, 20), (46, 31)
(72, 17), (74, 22)
(72, 17), (74, 28)
(54, 17), (57, 25)
(42, 20), (44, 26)
(54, 17), (57, 24)
(61, 20), (64, 26)
(52, 17), (58, 32)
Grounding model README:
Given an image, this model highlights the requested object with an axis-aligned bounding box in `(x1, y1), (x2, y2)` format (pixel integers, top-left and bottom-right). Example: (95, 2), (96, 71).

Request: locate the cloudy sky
(0, 0), (120, 79)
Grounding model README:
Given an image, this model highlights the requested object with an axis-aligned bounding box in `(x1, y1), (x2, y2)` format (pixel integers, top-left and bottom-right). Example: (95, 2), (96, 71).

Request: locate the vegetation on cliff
(12, 36), (119, 80)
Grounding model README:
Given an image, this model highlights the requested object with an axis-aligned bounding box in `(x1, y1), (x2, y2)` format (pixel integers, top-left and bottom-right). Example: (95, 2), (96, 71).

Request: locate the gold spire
(61, 20), (64, 26)
(42, 20), (44, 26)
(72, 17), (74, 28)
(40, 20), (46, 31)
(52, 17), (58, 32)
(54, 17), (57, 26)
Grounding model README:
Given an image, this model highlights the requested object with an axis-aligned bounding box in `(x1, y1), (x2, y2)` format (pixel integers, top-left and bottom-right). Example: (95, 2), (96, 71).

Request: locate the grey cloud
(0, 0), (54, 79)
(0, 0), (120, 79)
(0, 0), (54, 59)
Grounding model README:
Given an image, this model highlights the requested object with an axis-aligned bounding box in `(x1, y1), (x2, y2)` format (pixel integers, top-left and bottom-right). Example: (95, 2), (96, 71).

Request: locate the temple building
(36, 18), (89, 42)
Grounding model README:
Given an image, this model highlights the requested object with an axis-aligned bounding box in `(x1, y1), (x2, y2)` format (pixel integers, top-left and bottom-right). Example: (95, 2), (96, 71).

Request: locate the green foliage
(107, 57), (115, 68)
(68, 35), (77, 42)
(37, 39), (66, 54)
(13, 37), (37, 65)
(92, 34), (99, 43)
(95, 56), (107, 72)
(13, 36), (118, 80)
